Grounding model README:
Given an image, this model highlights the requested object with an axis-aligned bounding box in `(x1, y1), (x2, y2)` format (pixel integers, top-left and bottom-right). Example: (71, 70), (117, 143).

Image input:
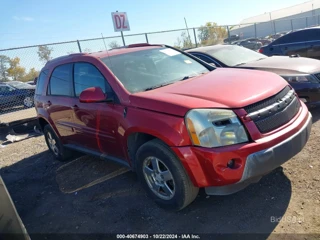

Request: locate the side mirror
(79, 87), (107, 103)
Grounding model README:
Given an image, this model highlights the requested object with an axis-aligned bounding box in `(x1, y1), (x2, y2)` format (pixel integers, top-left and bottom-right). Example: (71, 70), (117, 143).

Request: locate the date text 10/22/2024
(116, 234), (201, 239)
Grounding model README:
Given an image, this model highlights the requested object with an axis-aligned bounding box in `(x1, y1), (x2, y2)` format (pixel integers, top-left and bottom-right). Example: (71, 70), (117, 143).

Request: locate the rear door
(71, 62), (124, 158)
(46, 63), (75, 142)
(306, 29), (320, 60)
(271, 31), (307, 57)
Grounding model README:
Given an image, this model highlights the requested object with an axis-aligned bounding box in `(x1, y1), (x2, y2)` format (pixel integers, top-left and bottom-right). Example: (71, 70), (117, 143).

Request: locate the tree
(108, 40), (121, 49)
(0, 55), (10, 82)
(7, 57), (26, 81)
(174, 31), (193, 49)
(83, 48), (92, 53)
(37, 45), (53, 63)
(22, 68), (39, 82)
(198, 22), (228, 46)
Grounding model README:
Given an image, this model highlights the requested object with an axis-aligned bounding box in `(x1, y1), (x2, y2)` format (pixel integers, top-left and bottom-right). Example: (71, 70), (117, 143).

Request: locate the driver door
(70, 62), (124, 158)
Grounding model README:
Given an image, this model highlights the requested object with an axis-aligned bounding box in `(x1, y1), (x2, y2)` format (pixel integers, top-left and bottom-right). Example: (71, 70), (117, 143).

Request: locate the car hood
(129, 68), (288, 116)
(238, 56), (320, 75)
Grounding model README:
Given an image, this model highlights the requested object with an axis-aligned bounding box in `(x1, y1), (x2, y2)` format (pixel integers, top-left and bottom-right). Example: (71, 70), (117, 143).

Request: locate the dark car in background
(0, 82), (35, 111)
(259, 27), (320, 59)
(223, 34), (239, 43)
(186, 44), (320, 106)
(237, 39), (262, 50)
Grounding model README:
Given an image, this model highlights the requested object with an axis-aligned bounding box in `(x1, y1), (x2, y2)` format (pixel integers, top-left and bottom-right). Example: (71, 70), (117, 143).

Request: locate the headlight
(281, 74), (318, 83)
(185, 109), (249, 148)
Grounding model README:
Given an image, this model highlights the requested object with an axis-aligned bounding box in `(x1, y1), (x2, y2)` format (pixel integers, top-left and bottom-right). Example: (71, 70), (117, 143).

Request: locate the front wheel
(136, 139), (199, 211)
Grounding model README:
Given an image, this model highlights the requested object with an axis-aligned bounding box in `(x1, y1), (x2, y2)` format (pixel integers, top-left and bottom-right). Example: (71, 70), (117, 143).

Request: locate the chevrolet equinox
(35, 44), (312, 211)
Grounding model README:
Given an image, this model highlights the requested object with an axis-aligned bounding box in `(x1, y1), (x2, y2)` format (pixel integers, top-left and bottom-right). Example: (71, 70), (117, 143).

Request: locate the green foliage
(37, 45), (53, 63)
(83, 48), (92, 53)
(108, 40), (121, 49)
(198, 22), (228, 46)
(0, 55), (10, 82)
(174, 31), (194, 49)
(22, 68), (39, 82)
(7, 57), (26, 81)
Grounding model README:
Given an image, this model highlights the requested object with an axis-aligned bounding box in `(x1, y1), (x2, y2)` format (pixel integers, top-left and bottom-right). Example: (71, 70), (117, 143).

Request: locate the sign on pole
(111, 12), (130, 32)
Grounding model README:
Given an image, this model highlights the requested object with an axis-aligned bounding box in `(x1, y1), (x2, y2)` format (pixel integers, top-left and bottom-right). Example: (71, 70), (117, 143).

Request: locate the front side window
(0, 85), (12, 93)
(101, 47), (210, 93)
(192, 53), (215, 64)
(49, 64), (73, 96)
(303, 29), (320, 42)
(74, 63), (111, 97)
(275, 31), (305, 44)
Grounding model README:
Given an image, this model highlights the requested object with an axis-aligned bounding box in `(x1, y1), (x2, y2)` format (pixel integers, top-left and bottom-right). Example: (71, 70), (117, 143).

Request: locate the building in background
(230, 0), (320, 39)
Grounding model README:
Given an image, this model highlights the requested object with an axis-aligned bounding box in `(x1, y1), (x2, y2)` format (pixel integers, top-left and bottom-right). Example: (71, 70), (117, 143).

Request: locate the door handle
(71, 105), (79, 110)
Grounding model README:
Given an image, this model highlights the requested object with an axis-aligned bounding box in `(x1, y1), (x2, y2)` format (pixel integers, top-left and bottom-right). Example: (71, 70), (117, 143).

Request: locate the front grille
(244, 86), (291, 113)
(244, 86), (300, 133)
(315, 73), (320, 81)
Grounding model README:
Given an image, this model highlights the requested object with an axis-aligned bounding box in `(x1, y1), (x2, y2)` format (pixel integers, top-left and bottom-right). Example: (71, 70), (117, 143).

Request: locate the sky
(0, 0), (308, 49)
(0, 0), (309, 73)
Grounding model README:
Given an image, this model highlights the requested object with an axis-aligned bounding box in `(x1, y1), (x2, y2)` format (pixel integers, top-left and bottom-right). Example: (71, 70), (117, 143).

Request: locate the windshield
(7, 81), (32, 89)
(101, 47), (210, 93)
(207, 45), (267, 67)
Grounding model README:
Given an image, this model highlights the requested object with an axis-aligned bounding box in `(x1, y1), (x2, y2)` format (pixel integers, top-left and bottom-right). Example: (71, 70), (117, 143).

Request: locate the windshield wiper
(144, 82), (174, 91)
(180, 73), (206, 81)
(234, 62), (247, 66)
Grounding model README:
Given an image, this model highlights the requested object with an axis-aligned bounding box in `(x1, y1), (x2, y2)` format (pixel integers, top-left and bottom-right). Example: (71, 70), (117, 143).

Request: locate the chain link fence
(1, 14), (320, 125)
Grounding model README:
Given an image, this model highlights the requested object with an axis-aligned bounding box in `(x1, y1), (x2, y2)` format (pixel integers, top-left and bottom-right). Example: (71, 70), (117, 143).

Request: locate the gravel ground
(0, 108), (320, 240)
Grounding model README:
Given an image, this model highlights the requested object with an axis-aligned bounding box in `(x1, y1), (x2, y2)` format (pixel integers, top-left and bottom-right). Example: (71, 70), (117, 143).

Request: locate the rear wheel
(136, 139), (199, 211)
(23, 95), (34, 108)
(43, 124), (73, 161)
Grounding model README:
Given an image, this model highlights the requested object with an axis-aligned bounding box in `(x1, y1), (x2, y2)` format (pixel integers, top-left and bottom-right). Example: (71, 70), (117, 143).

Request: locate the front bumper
(205, 112), (312, 195)
(171, 103), (312, 194)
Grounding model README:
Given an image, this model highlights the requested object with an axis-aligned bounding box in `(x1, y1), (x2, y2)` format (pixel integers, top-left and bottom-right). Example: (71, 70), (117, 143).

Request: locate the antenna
(101, 33), (107, 50)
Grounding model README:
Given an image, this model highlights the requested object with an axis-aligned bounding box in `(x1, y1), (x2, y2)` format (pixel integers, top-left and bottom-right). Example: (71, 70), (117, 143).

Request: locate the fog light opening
(227, 159), (235, 169)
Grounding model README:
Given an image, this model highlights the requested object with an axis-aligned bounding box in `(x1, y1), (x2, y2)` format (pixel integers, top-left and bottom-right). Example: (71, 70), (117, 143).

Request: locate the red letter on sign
(120, 14), (127, 29)
(114, 15), (121, 29)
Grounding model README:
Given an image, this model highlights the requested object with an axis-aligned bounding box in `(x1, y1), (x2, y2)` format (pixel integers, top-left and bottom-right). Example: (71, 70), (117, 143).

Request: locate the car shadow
(310, 106), (320, 124)
(0, 149), (291, 239)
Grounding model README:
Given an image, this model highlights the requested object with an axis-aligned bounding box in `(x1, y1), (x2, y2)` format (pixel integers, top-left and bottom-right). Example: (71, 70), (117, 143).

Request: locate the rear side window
(35, 70), (48, 95)
(49, 64), (73, 96)
(74, 63), (111, 97)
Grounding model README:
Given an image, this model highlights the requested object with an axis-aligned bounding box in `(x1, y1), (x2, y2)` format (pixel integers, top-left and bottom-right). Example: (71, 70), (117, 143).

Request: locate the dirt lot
(1, 108), (320, 240)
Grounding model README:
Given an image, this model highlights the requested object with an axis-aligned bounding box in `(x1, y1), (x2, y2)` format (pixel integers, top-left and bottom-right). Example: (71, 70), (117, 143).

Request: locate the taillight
(258, 48), (263, 53)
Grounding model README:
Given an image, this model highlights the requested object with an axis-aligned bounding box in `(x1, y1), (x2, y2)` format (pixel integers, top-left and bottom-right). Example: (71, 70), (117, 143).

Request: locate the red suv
(35, 44), (312, 210)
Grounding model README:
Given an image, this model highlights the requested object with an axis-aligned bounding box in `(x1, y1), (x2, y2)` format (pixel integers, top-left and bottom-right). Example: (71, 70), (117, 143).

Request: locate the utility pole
(184, 17), (192, 44)
(117, 10), (126, 46)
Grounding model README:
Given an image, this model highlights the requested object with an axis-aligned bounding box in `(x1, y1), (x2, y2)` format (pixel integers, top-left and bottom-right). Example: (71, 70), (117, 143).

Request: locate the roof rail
(127, 43), (163, 48)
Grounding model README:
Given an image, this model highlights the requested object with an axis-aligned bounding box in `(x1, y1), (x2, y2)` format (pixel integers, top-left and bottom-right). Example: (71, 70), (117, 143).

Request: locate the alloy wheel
(23, 96), (33, 107)
(47, 131), (59, 156)
(143, 156), (175, 200)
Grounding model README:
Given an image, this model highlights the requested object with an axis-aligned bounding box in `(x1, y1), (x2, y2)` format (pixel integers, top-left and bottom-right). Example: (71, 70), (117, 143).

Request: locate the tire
(136, 139), (199, 211)
(43, 124), (73, 162)
(23, 95), (34, 108)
